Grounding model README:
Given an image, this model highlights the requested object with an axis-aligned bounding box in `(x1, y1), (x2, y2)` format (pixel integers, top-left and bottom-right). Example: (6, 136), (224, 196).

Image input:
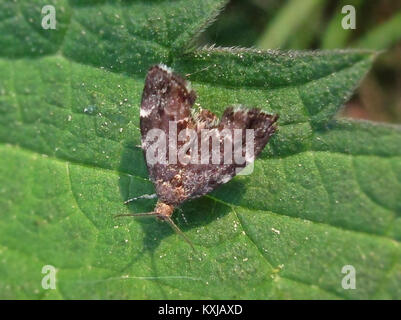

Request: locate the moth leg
(164, 217), (195, 251)
(124, 193), (157, 204)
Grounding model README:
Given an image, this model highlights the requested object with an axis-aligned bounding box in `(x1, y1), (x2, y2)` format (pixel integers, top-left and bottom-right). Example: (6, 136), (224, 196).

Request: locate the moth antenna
(124, 193), (157, 204)
(165, 217), (195, 251)
(185, 64), (214, 77)
(114, 212), (159, 218)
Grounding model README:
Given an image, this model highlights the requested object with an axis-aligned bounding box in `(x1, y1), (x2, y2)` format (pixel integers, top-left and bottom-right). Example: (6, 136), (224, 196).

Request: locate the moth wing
(140, 64), (196, 138)
(140, 65), (197, 205)
(184, 106), (278, 200)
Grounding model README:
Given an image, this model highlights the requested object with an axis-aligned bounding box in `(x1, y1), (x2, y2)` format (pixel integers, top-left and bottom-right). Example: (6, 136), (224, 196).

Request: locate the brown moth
(116, 64), (278, 249)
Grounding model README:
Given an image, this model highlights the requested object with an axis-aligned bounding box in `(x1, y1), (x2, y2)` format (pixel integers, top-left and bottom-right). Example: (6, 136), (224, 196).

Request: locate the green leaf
(1, 0), (400, 299)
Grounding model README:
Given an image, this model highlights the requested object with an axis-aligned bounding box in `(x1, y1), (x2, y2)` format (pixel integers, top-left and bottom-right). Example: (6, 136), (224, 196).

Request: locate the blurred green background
(200, 0), (401, 124)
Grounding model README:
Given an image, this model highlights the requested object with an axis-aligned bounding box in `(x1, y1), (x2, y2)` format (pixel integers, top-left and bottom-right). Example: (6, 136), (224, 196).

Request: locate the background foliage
(203, 0), (401, 123)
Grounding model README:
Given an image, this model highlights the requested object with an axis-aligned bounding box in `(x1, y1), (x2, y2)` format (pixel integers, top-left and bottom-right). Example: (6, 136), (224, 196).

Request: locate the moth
(116, 64), (278, 249)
